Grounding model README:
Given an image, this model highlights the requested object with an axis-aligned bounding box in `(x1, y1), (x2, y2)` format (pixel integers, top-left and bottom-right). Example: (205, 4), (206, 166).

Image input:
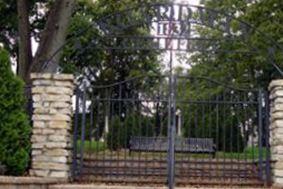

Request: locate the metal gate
(62, 2), (279, 188)
(72, 74), (271, 187)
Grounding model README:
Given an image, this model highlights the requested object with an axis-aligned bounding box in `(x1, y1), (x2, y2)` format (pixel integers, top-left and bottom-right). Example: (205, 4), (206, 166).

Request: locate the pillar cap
(269, 80), (283, 90)
(31, 73), (74, 81)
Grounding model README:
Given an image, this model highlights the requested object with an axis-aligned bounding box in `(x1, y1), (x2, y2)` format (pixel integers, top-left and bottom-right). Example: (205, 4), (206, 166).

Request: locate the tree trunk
(30, 0), (75, 74)
(17, 0), (32, 83)
(16, 0), (75, 121)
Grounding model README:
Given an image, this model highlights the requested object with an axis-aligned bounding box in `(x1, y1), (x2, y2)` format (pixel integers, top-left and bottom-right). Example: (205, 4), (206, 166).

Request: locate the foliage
(175, 0), (283, 151)
(181, 102), (245, 152)
(60, 0), (168, 85)
(185, 0), (283, 90)
(175, 77), (247, 152)
(0, 48), (31, 175)
(107, 114), (155, 150)
(0, 0), (48, 62)
(0, 0), (18, 59)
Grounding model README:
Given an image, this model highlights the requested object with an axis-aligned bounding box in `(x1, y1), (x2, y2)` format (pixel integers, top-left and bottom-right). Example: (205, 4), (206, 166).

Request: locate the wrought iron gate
(72, 75), (271, 187)
(60, 2), (281, 188)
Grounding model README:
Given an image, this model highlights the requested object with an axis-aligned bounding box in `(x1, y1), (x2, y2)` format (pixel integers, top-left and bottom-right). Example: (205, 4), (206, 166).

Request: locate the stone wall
(269, 80), (283, 187)
(0, 176), (62, 189)
(29, 73), (74, 179)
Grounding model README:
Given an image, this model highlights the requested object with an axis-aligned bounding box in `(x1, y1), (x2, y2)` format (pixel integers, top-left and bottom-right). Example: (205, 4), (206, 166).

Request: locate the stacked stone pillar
(269, 80), (283, 186)
(29, 73), (74, 179)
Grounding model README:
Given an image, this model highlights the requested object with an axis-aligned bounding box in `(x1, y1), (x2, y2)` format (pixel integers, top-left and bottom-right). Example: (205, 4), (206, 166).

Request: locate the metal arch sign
(98, 3), (249, 37)
(94, 3), (250, 51)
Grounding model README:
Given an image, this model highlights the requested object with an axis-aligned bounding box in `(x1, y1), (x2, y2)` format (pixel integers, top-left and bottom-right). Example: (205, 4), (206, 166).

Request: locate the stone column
(29, 73), (74, 180)
(269, 80), (283, 186)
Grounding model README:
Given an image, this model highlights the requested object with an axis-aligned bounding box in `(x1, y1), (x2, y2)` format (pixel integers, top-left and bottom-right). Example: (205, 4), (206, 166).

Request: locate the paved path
(49, 184), (273, 189)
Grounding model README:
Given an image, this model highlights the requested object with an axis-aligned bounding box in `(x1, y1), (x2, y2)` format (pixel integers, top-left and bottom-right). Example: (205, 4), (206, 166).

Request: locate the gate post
(29, 73), (74, 180)
(269, 80), (283, 187)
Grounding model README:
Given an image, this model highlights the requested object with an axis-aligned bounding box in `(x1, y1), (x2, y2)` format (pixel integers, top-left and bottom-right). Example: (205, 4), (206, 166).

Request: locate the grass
(77, 140), (268, 160)
(215, 147), (267, 160)
(77, 140), (107, 152)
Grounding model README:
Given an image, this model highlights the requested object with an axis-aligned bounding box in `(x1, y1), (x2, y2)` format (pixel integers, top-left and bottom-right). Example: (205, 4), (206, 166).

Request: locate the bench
(129, 136), (216, 157)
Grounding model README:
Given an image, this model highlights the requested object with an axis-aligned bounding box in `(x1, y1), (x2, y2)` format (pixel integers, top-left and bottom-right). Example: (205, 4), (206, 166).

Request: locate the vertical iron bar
(72, 88), (80, 178)
(206, 81), (212, 180)
(138, 97), (142, 180)
(216, 95), (220, 179)
(117, 84), (122, 178)
(252, 95), (255, 165)
(124, 87), (128, 179)
(167, 6), (175, 189)
(157, 81), (162, 167)
(89, 95), (94, 150)
(180, 78), (185, 178)
(24, 85), (33, 123)
(168, 75), (177, 189)
(235, 93), (241, 184)
(145, 98), (150, 176)
(201, 98), (205, 179)
(88, 93), (94, 177)
(95, 96), (101, 174)
(243, 93), (248, 182)
(222, 91), (226, 180)
(264, 91), (271, 185)
(79, 85), (87, 175)
(229, 91), (233, 184)
(193, 94), (198, 177)
(208, 88), (212, 181)
(186, 89), (191, 177)
(258, 89), (263, 179)
(167, 75), (173, 188)
(110, 92), (115, 178)
(130, 98), (135, 178)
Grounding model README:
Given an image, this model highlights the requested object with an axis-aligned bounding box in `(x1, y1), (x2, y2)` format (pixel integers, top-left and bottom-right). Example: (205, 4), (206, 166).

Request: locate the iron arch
(44, 2), (283, 76)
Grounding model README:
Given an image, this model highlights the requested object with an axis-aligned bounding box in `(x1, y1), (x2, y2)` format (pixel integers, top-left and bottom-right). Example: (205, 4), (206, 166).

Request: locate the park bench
(129, 136), (216, 157)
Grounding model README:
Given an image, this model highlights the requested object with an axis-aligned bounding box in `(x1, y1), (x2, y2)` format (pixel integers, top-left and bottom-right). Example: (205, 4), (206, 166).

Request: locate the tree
(61, 0), (172, 141)
(0, 48), (31, 175)
(60, 0), (166, 83)
(30, 0), (75, 74)
(184, 0), (283, 89)
(175, 0), (283, 151)
(0, 0), (18, 61)
(0, 0), (75, 83)
(61, 0), (167, 114)
(17, 0), (32, 80)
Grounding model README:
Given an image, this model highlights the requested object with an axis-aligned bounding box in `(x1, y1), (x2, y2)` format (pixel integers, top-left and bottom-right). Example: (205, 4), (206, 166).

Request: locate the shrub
(0, 48), (31, 175)
(107, 113), (154, 150)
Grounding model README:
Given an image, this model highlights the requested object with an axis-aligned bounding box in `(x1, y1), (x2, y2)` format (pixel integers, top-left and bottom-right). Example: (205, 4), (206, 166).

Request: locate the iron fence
(72, 75), (270, 187)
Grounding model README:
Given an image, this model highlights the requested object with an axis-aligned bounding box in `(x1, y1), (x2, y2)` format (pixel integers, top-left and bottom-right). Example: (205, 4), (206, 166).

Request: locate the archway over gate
(47, 2), (283, 188)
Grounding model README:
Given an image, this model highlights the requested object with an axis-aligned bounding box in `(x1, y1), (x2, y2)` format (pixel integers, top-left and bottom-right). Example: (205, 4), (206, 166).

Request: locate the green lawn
(77, 140), (268, 160)
(215, 147), (267, 160)
(77, 140), (106, 152)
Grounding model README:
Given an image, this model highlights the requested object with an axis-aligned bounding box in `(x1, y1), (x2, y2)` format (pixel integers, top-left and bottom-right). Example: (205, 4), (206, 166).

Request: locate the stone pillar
(29, 73), (74, 180)
(269, 80), (283, 186)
